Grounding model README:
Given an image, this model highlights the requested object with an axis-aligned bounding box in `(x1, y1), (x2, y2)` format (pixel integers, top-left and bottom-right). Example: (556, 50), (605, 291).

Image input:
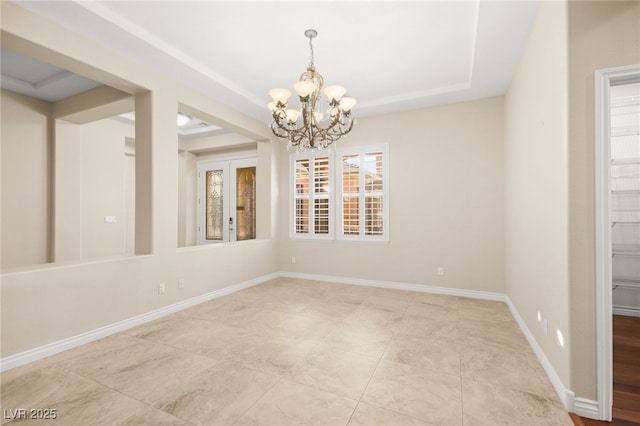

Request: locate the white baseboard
(574, 397), (600, 420)
(504, 296), (576, 412)
(613, 306), (640, 317)
(0, 273), (279, 372)
(279, 271), (507, 301)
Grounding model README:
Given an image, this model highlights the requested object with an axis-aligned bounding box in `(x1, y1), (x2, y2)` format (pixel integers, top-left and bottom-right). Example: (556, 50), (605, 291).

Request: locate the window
(291, 154), (333, 239)
(290, 144), (388, 242)
(337, 145), (389, 242)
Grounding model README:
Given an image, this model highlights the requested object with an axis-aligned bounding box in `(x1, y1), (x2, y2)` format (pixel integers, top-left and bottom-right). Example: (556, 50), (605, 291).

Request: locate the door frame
(196, 155), (257, 245)
(594, 63), (640, 421)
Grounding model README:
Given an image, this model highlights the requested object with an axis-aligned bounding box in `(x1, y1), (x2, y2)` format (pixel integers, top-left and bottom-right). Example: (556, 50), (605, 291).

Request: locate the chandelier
(268, 29), (356, 150)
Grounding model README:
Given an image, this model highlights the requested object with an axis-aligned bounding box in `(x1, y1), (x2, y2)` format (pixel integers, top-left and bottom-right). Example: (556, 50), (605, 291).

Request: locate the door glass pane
(206, 169), (224, 240)
(236, 167), (256, 241)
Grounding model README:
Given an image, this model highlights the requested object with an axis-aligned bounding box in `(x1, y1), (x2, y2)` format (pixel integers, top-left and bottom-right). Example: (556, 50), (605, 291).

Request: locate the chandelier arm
(271, 110), (287, 127)
(272, 111), (300, 135)
(342, 118), (355, 135)
(315, 130), (332, 148)
(270, 127), (288, 140)
(271, 110), (300, 141)
(292, 118), (312, 143)
(270, 126), (287, 139)
(290, 128), (309, 147)
(306, 112), (353, 149)
(317, 111), (343, 134)
(329, 116), (354, 137)
(325, 127), (342, 143)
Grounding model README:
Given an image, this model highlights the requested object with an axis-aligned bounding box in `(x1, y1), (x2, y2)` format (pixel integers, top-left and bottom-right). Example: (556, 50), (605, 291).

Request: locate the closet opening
(595, 64), (640, 422)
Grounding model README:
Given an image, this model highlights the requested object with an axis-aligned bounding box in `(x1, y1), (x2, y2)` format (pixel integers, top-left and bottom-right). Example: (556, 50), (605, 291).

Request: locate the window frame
(289, 143), (389, 243)
(289, 151), (334, 240)
(336, 144), (389, 243)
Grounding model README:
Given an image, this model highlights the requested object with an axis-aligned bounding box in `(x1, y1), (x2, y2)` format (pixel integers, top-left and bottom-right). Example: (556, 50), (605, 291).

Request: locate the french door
(197, 157), (256, 244)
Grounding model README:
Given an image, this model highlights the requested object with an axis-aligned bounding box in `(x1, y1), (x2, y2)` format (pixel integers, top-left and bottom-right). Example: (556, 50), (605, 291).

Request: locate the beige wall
(3, 102), (136, 266)
(1, 2), (278, 358)
(1, 90), (51, 269)
(504, 0), (570, 390)
(79, 119), (134, 259)
(54, 120), (83, 262)
(177, 149), (197, 248)
(279, 97), (506, 293)
(568, 0), (640, 400)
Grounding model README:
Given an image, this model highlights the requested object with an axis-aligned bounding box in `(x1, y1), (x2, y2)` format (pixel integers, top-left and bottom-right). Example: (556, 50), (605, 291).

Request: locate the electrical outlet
(178, 278), (185, 289)
(291, 256), (297, 264)
(437, 267), (444, 276)
(158, 282), (166, 294)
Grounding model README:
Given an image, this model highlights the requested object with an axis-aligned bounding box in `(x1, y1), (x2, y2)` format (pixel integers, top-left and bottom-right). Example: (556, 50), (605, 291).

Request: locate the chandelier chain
(308, 34), (315, 68)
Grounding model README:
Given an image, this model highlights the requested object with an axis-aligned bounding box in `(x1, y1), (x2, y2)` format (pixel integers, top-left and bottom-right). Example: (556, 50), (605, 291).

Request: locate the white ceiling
(7, 1), (540, 121)
(0, 47), (102, 102)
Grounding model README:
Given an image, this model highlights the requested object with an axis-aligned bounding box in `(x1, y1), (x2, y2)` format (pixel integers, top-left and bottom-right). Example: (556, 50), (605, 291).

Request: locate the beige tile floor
(1, 278), (573, 426)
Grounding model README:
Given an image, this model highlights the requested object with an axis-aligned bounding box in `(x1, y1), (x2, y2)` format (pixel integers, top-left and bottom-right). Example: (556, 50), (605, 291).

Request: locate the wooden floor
(613, 315), (640, 424)
(572, 315), (640, 426)
(571, 412), (639, 426)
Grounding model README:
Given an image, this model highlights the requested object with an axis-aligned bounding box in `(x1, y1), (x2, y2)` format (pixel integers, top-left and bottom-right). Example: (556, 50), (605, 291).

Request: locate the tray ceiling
(5, 1), (540, 120)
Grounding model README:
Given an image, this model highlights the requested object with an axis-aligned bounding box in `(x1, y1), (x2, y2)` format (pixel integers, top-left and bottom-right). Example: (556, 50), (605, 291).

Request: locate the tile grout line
(348, 291), (458, 425)
(50, 362), (198, 425)
(347, 291), (415, 423)
(44, 327), (282, 425)
(230, 375), (284, 425)
(291, 291), (418, 426)
(344, 400), (360, 426)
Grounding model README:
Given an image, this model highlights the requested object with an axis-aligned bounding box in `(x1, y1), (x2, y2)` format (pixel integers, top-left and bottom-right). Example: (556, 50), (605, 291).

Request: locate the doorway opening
(197, 157), (257, 244)
(595, 64), (640, 421)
